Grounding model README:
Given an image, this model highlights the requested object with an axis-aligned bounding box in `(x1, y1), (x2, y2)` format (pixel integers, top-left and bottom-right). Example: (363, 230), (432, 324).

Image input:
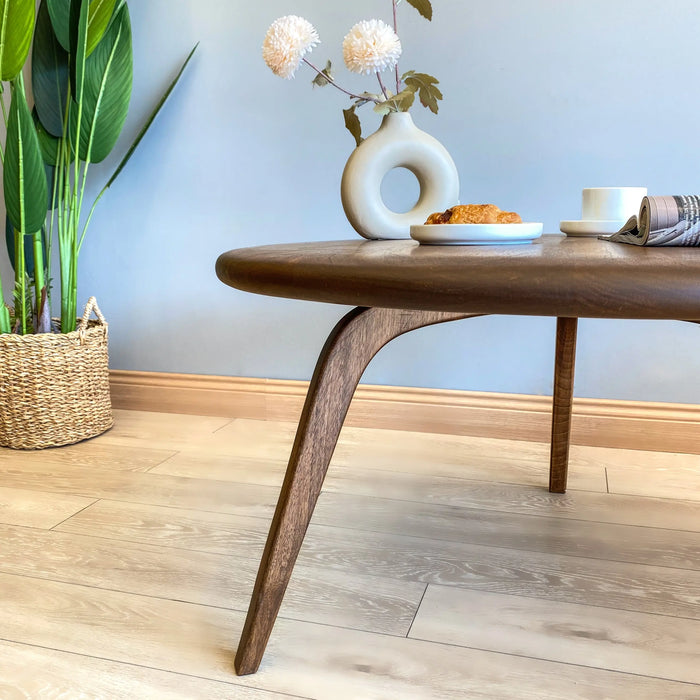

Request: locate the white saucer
(410, 222), (543, 245)
(560, 220), (626, 236)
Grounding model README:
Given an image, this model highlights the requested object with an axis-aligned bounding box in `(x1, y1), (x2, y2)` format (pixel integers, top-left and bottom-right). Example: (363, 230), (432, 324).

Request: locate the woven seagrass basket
(0, 297), (113, 449)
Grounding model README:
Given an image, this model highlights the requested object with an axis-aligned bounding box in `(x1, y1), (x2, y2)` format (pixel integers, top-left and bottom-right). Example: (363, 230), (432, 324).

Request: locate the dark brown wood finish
(234, 306), (479, 675)
(549, 318), (578, 493)
(216, 236), (700, 320)
(217, 234), (700, 676)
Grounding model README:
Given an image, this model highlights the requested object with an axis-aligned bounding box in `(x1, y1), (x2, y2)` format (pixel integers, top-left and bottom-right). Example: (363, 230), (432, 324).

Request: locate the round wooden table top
(216, 235), (700, 320)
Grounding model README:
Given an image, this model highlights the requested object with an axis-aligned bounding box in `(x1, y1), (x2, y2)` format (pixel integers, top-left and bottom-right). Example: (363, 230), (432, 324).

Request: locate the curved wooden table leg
(235, 306), (480, 675)
(549, 317), (578, 493)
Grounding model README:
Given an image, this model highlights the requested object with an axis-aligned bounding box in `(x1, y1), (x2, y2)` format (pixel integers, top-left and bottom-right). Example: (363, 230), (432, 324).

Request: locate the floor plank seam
(405, 583), (429, 639)
(141, 450), (182, 472)
(48, 498), (101, 530)
(212, 417), (239, 434)
(141, 450), (182, 474)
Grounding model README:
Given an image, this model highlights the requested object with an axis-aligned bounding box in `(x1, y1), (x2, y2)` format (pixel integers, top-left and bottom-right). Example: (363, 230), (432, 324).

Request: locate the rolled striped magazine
(604, 195), (700, 246)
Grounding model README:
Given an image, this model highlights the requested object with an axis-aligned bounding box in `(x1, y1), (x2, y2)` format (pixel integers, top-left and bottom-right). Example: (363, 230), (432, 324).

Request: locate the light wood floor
(1, 409), (699, 699)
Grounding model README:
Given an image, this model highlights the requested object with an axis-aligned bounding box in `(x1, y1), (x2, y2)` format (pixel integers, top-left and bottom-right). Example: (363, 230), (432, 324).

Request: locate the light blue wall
(7, 1), (700, 404)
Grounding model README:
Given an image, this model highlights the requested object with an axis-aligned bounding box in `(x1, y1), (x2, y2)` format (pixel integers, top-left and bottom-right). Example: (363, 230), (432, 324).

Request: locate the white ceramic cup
(581, 187), (647, 221)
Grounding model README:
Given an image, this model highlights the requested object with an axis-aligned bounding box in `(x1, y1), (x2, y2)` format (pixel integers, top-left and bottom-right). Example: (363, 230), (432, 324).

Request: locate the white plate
(560, 219), (625, 236)
(410, 222), (544, 245)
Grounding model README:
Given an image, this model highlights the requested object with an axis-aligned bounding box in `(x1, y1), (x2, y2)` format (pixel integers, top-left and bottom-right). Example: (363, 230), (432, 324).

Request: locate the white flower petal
(342, 19), (402, 75)
(263, 15), (320, 79)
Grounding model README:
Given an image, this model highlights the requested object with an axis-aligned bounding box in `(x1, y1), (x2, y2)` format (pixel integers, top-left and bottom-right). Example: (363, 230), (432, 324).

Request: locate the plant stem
(32, 231), (45, 319)
(57, 96), (73, 331)
(0, 268), (10, 333)
(303, 58), (382, 104)
(392, 0), (400, 93)
(76, 158), (91, 251)
(0, 212), (9, 331)
(79, 186), (106, 251)
(12, 75), (28, 334)
(376, 72), (390, 100)
(14, 229), (26, 335)
(45, 164), (60, 310)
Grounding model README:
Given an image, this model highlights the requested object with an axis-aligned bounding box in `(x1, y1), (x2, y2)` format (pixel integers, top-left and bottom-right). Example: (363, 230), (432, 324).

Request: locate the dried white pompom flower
(342, 19), (402, 75)
(263, 15), (320, 79)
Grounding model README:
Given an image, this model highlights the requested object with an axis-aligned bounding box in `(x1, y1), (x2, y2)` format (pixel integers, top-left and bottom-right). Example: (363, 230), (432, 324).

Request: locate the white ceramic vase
(340, 112), (459, 240)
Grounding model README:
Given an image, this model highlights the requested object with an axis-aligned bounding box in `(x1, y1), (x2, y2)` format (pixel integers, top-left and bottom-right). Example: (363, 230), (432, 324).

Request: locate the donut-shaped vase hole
(380, 167), (420, 214)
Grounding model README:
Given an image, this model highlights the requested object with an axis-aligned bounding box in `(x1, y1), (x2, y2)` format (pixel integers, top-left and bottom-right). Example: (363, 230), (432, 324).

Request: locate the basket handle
(78, 296), (108, 342)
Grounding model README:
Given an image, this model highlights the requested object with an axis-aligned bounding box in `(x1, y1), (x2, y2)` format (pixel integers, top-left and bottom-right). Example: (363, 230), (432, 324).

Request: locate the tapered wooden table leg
(234, 306), (479, 675)
(549, 317), (578, 493)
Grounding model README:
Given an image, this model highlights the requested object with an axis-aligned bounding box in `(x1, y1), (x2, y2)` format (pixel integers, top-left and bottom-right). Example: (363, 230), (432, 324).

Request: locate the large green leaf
(32, 0), (69, 137)
(32, 106), (61, 165)
(71, 3), (131, 163)
(47, 0), (117, 53)
(3, 78), (49, 234)
(46, 0), (70, 50)
(31, 108), (60, 212)
(85, 0), (117, 55)
(68, 0), (88, 100)
(104, 42), (196, 189)
(0, 0), (35, 80)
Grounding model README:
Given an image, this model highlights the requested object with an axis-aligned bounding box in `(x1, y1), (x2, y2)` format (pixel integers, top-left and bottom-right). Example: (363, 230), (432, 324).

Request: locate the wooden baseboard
(109, 370), (700, 455)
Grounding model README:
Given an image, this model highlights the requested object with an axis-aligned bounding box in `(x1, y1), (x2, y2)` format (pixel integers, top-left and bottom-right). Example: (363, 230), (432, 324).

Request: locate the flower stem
(376, 72), (389, 101)
(303, 58), (381, 104)
(392, 0), (400, 93)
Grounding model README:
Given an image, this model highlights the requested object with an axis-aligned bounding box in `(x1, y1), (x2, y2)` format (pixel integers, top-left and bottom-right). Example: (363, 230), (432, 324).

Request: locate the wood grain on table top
(216, 236), (700, 319)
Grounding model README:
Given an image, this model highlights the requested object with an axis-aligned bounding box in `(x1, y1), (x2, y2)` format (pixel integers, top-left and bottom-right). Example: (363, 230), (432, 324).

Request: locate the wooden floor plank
(0, 522), (423, 636)
(571, 443), (700, 472)
(0, 460), (280, 517)
(0, 485), (95, 529)
(607, 465), (700, 502)
(0, 571), (695, 699)
(409, 584), (700, 684)
(151, 448), (700, 532)
(185, 419), (607, 491)
(0, 441), (176, 472)
(96, 409), (233, 450)
(312, 492), (700, 571)
(53, 499), (700, 621)
(321, 467), (700, 532)
(0, 640), (295, 699)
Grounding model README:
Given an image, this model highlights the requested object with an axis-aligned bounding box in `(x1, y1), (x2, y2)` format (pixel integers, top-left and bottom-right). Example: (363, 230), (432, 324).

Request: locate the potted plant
(0, 0), (195, 448)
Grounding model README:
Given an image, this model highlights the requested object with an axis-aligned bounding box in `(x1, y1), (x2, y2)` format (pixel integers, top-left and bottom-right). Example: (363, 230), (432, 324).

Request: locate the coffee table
(216, 234), (700, 675)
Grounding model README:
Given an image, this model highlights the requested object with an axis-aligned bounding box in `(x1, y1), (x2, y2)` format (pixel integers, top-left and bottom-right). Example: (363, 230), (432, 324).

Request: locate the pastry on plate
(425, 204), (522, 225)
